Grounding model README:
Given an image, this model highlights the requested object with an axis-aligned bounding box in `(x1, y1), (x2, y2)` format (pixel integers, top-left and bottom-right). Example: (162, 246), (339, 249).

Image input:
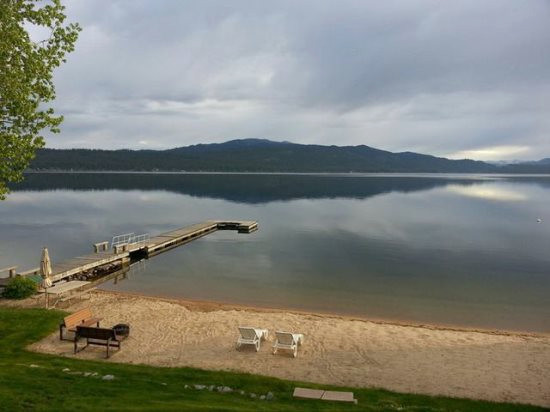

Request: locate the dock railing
(112, 233), (135, 248)
(132, 233), (150, 246)
(111, 233), (150, 251)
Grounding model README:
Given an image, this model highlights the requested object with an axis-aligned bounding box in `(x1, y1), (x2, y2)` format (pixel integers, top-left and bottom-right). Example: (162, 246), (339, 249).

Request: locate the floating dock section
(144, 220), (257, 256)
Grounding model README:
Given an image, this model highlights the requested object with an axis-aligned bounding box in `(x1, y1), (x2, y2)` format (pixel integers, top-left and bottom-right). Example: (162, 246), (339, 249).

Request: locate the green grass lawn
(0, 307), (544, 411)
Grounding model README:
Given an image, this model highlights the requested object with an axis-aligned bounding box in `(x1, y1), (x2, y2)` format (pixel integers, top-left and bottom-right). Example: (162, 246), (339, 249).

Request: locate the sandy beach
(19, 291), (550, 407)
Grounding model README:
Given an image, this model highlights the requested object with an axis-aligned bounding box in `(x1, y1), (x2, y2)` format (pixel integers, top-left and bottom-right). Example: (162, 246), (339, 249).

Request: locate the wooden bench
(93, 241), (109, 253)
(59, 308), (102, 341)
(74, 325), (127, 358)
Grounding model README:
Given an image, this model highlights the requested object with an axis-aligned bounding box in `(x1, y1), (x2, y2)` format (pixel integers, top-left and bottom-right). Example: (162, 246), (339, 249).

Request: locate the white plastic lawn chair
(272, 331), (304, 358)
(236, 327), (268, 352)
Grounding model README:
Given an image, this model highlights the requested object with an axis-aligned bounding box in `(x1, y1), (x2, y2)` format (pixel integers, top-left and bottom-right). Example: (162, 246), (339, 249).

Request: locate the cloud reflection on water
(446, 184), (527, 201)
(2, 174), (550, 332)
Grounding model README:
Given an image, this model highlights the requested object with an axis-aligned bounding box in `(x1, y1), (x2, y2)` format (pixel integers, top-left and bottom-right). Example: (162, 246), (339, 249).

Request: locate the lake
(1, 172), (549, 332)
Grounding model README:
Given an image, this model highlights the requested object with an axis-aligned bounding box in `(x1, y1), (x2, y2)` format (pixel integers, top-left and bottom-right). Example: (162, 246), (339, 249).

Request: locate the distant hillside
(31, 139), (502, 173)
(496, 162), (550, 173)
(27, 139), (550, 173)
(524, 158), (550, 166)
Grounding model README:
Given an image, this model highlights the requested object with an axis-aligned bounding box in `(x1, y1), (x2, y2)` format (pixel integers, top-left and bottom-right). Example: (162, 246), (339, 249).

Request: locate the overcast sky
(45, 0), (550, 160)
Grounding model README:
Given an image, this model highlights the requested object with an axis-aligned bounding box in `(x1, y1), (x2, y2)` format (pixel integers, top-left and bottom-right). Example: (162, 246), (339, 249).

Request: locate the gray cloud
(46, 0), (550, 160)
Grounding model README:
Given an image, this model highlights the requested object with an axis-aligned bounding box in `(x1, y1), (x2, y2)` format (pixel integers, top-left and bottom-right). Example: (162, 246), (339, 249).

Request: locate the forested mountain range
(29, 139), (550, 173)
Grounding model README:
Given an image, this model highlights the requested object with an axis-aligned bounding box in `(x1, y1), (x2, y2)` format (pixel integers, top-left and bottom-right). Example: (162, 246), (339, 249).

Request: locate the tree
(0, 0), (80, 199)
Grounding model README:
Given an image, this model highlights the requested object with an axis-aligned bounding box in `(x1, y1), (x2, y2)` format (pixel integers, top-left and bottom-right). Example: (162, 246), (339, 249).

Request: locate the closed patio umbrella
(40, 247), (53, 289)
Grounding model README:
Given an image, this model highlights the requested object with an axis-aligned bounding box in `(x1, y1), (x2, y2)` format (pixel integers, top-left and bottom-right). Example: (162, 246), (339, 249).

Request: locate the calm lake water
(1, 173), (549, 332)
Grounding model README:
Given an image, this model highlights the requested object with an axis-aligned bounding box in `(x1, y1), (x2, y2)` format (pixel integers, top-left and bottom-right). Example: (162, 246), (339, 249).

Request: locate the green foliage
(0, 0), (81, 199)
(2, 276), (38, 299)
(0, 307), (544, 411)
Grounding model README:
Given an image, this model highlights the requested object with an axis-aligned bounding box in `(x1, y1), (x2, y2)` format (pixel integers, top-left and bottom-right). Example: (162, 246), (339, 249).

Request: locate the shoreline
(23, 170), (550, 177)
(19, 289), (550, 407)
(96, 289), (549, 338)
(1, 284), (547, 337)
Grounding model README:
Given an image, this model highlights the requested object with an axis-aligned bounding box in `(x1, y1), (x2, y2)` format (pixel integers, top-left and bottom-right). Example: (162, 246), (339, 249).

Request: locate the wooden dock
(50, 251), (128, 282)
(144, 220), (257, 256)
(10, 220), (257, 285)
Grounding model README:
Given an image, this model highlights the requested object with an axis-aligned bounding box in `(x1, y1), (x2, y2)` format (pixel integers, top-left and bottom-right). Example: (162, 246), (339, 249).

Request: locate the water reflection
(2, 173), (550, 332)
(14, 172), (488, 203)
(447, 184), (527, 201)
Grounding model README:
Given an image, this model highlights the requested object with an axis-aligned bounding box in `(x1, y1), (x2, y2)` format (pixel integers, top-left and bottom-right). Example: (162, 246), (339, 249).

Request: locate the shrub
(2, 277), (38, 299)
